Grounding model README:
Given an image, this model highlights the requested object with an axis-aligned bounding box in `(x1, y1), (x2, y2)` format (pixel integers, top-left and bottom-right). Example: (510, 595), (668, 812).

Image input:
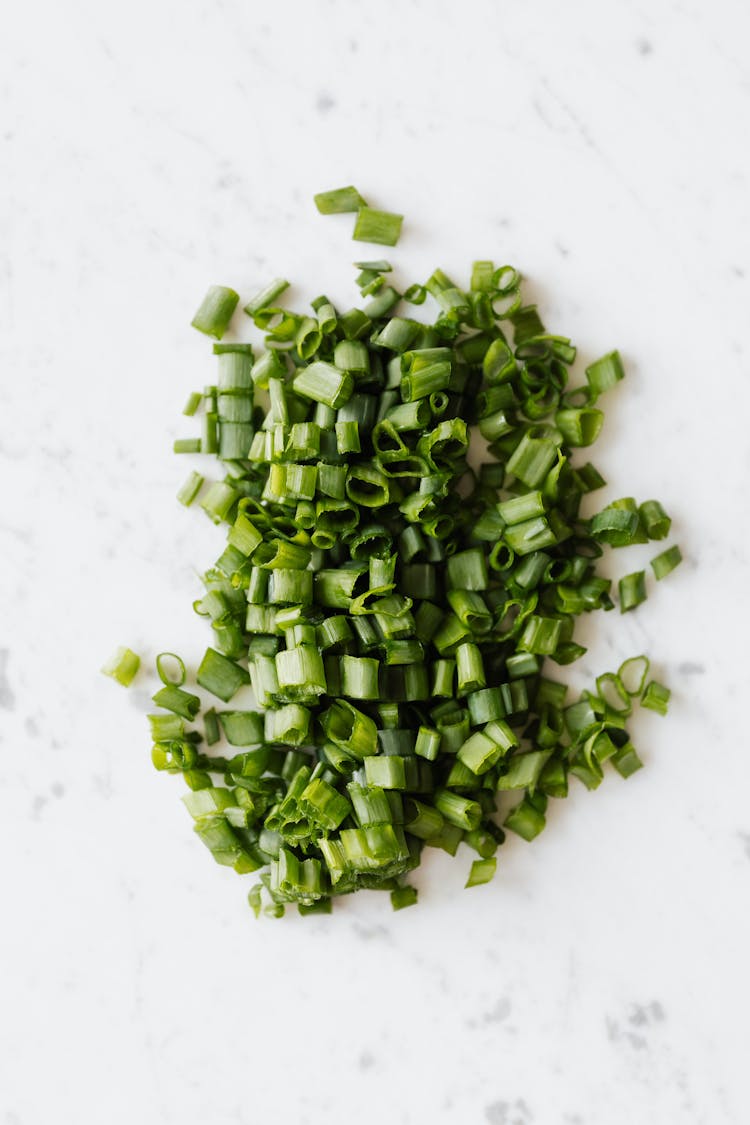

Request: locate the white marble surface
(3, 1), (750, 1122)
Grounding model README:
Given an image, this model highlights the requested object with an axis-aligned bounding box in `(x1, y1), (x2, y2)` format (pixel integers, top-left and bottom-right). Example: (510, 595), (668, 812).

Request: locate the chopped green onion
(554, 407), (603, 447)
(590, 505), (640, 547)
(465, 857), (497, 888)
(504, 797), (546, 841)
(651, 544), (682, 580)
(314, 186), (366, 214)
(219, 710), (264, 746)
(364, 755), (407, 789)
(293, 361), (353, 409)
(390, 886), (418, 910)
(618, 656), (650, 696)
(196, 648), (250, 702)
(243, 279), (290, 317)
(183, 391), (202, 417)
(130, 191), (677, 917)
(177, 471), (204, 507)
(434, 789), (481, 831)
(619, 570), (647, 613)
(101, 646), (140, 687)
(497, 749), (550, 790)
(353, 207), (404, 247)
(639, 500), (671, 540)
(641, 680), (670, 715)
(610, 742), (643, 778)
(204, 708), (220, 746)
(341, 655), (380, 700)
(585, 350), (625, 397)
(191, 285), (239, 340)
(152, 684), (200, 720)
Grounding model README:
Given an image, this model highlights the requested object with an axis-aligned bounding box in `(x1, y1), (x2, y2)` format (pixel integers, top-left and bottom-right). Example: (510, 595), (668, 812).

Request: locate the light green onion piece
(177, 471), (204, 507)
(243, 278), (290, 317)
(191, 285), (239, 340)
(555, 407), (603, 447)
(314, 186), (366, 214)
(641, 680), (670, 715)
(101, 646), (140, 687)
(340, 655), (380, 700)
(353, 206), (404, 247)
(219, 710), (264, 746)
(497, 750), (551, 791)
(415, 725), (441, 761)
(196, 648), (250, 702)
(434, 789), (481, 831)
(183, 391), (202, 417)
(507, 434), (559, 488)
(293, 361), (354, 409)
(364, 755), (407, 789)
(611, 742), (643, 778)
(152, 683), (200, 720)
(465, 857), (497, 888)
(618, 656), (650, 697)
(504, 798), (546, 841)
(457, 731), (501, 775)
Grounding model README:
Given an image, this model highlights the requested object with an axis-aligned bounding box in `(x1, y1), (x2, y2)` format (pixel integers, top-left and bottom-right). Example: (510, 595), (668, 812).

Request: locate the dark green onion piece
(618, 571), (647, 613)
(585, 350), (625, 397)
(590, 505), (640, 547)
(204, 708), (220, 746)
(639, 500), (671, 540)
(390, 886), (418, 910)
(651, 545), (682, 580)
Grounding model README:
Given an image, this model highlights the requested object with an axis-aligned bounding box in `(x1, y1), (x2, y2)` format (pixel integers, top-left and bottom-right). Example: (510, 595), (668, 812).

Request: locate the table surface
(3, 2), (750, 1123)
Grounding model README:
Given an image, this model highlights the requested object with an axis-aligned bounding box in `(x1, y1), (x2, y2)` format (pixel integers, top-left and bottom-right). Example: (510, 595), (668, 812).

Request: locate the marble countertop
(3, 1), (749, 1123)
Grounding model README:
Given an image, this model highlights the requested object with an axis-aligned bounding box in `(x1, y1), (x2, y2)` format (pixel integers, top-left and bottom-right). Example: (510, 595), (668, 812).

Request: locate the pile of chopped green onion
(107, 188), (680, 916)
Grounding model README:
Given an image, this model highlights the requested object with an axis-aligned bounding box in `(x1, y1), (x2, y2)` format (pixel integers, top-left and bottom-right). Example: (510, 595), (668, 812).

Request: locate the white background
(3, 2), (750, 1123)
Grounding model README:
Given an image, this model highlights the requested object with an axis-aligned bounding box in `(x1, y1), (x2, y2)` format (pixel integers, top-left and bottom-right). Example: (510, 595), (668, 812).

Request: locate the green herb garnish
(113, 192), (681, 916)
